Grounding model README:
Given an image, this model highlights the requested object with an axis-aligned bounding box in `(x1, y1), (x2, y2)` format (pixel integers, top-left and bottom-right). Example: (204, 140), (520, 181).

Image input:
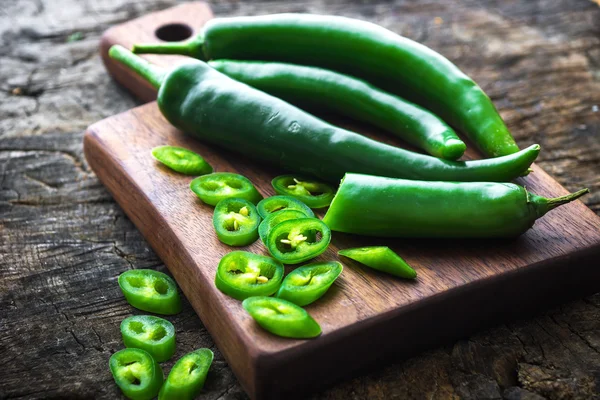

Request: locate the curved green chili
(271, 175), (335, 209)
(256, 195), (314, 219)
(190, 172), (262, 206)
(120, 315), (176, 362)
(131, 14), (518, 158)
(109, 348), (164, 400)
(276, 261), (342, 306)
(158, 348), (214, 400)
(323, 173), (590, 238)
(213, 197), (261, 246)
(109, 46), (540, 183)
(266, 218), (331, 264)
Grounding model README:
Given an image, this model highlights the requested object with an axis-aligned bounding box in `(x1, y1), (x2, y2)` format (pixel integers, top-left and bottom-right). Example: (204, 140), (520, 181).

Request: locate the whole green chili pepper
(242, 296), (322, 339)
(256, 195), (314, 219)
(151, 145), (212, 175)
(276, 261), (343, 306)
(266, 218), (331, 264)
(323, 173), (590, 238)
(131, 14), (518, 158)
(338, 246), (416, 279)
(118, 269), (182, 315)
(271, 175), (335, 209)
(109, 348), (164, 400)
(213, 197), (261, 246)
(109, 46), (540, 183)
(215, 251), (284, 300)
(158, 348), (214, 400)
(190, 172), (262, 206)
(208, 60), (465, 160)
(258, 209), (308, 243)
(120, 315), (176, 362)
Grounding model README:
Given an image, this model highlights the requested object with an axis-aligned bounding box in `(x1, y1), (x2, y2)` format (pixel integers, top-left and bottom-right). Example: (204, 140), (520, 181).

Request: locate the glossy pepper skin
(159, 348), (214, 400)
(256, 195), (314, 219)
(338, 246), (416, 279)
(132, 14), (518, 158)
(258, 209), (307, 243)
(213, 197), (261, 246)
(323, 173), (590, 238)
(209, 60), (465, 160)
(271, 175), (335, 209)
(276, 261), (343, 306)
(109, 348), (164, 400)
(190, 172), (262, 206)
(151, 145), (212, 175)
(266, 218), (331, 264)
(118, 269), (182, 315)
(109, 46), (540, 184)
(120, 315), (176, 362)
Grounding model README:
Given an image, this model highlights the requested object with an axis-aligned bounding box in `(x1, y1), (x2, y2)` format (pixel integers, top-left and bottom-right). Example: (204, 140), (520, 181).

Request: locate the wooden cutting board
(86, 3), (600, 399)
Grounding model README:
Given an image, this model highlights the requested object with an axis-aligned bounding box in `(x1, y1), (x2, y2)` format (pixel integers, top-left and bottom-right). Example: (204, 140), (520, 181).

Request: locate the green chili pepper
(120, 315), (176, 362)
(271, 175), (335, 209)
(276, 261), (342, 306)
(151, 145), (213, 175)
(190, 172), (262, 206)
(242, 296), (321, 339)
(208, 60), (466, 160)
(118, 269), (182, 315)
(109, 348), (164, 400)
(266, 218), (331, 264)
(109, 46), (540, 183)
(258, 209), (308, 243)
(158, 348), (214, 400)
(256, 195), (314, 219)
(338, 247), (416, 279)
(213, 197), (261, 246)
(323, 173), (590, 238)
(215, 251), (284, 300)
(131, 14), (519, 158)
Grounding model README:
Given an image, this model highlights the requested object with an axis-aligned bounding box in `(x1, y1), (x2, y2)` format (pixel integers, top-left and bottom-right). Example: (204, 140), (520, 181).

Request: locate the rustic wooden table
(1, 1), (599, 399)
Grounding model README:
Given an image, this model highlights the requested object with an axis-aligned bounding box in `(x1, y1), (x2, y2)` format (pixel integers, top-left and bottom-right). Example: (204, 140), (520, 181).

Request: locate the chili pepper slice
(158, 348), (214, 400)
(271, 175), (335, 209)
(258, 209), (307, 243)
(213, 197), (261, 246)
(190, 172), (262, 206)
(276, 261), (342, 306)
(120, 315), (176, 362)
(109, 348), (164, 400)
(256, 195), (314, 219)
(118, 270), (182, 315)
(242, 296), (321, 339)
(151, 145), (213, 176)
(215, 251), (284, 300)
(338, 246), (416, 279)
(266, 218), (331, 264)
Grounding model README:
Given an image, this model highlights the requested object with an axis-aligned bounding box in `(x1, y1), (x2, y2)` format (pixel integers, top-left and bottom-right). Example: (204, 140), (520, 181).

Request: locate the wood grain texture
(86, 5), (600, 396)
(3, 1), (600, 399)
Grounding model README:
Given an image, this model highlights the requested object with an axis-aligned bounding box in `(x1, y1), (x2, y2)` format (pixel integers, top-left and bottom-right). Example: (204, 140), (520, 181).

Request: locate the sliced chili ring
(213, 198), (261, 246)
(258, 209), (308, 243)
(215, 251), (284, 300)
(120, 315), (176, 362)
(276, 261), (343, 306)
(158, 348), (214, 400)
(151, 145), (213, 176)
(109, 348), (164, 400)
(242, 296), (321, 339)
(271, 175), (335, 208)
(190, 172), (262, 206)
(338, 246), (417, 279)
(118, 269), (182, 315)
(266, 218), (331, 264)
(256, 195), (314, 219)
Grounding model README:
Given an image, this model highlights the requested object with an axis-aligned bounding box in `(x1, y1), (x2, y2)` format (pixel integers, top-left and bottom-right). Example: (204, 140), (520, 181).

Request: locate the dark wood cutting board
(86, 3), (600, 399)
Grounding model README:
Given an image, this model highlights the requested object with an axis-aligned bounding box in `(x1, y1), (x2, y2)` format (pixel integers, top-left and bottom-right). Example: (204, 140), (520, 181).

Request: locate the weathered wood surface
(1, 0), (599, 399)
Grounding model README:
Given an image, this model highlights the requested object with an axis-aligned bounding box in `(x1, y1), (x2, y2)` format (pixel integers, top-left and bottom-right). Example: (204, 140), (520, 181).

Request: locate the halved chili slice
(242, 296), (321, 339)
(118, 269), (182, 315)
(109, 348), (164, 400)
(190, 172), (262, 206)
(215, 251), (284, 300)
(271, 175), (335, 208)
(158, 348), (214, 400)
(213, 198), (261, 246)
(256, 195), (314, 219)
(258, 209), (307, 243)
(276, 261), (342, 306)
(338, 246), (417, 279)
(120, 315), (176, 362)
(266, 218), (331, 264)
(151, 145), (213, 176)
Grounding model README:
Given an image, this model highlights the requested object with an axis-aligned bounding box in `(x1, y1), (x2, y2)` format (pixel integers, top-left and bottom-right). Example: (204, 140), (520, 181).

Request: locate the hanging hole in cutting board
(155, 23), (193, 42)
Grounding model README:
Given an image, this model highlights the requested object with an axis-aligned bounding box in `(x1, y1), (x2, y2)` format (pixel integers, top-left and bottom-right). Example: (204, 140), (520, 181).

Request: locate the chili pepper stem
(132, 38), (206, 60)
(108, 45), (166, 89)
(546, 188), (589, 211)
